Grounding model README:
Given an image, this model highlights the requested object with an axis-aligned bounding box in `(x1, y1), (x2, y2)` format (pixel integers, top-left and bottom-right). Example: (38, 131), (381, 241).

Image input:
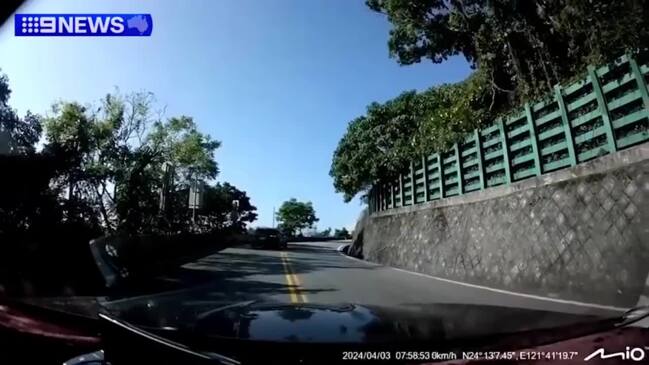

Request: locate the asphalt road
(112, 241), (625, 318)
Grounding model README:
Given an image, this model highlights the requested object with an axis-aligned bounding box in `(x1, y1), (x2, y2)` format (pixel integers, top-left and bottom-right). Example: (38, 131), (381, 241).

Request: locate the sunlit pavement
(106, 241), (626, 319)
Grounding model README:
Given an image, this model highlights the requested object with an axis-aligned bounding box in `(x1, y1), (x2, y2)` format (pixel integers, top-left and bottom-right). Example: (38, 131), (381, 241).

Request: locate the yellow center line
(280, 253), (299, 303)
(281, 252), (308, 303)
(287, 258), (309, 303)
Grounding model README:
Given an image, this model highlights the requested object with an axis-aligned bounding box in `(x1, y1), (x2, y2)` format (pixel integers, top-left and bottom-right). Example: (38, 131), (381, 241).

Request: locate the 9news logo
(15, 14), (153, 36)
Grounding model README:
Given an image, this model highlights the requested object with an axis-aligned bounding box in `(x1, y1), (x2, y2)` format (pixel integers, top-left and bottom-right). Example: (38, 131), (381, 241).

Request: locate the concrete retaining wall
(90, 232), (242, 288)
(363, 144), (649, 307)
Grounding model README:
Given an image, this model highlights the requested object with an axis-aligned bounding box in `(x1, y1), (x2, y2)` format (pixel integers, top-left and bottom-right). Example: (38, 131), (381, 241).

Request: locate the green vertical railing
(588, 66), (617, 154)
(454, 143), (463, 195)
(370, 53), (649, 213)
(554, 84), (578, 168)
(524, 102), (542, 176)
(474, 129), (486, 189)
(409, 162), (416, 204)
(497, 119), (512, 183)
(422, 155), (430, 202)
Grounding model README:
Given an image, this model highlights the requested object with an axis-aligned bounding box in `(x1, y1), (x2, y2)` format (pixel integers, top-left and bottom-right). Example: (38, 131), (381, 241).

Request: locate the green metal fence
(369, 54), (649, 213)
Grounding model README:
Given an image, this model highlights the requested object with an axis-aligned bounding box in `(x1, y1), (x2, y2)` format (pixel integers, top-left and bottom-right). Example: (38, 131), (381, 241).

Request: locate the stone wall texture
(363, 144), (649, 308)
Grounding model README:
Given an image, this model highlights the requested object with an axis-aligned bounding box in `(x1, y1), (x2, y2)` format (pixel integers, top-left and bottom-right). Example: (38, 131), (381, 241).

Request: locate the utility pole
(191, 179), (196, 225)
(189, 178), (203, 229)
(159, 162), (174, 214)
(272, 206), (276, 228)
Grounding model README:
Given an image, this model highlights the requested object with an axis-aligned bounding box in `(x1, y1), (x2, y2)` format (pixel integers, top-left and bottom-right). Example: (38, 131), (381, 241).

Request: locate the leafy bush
(331, 74), (489, 201)
(331, 0), (649, 201)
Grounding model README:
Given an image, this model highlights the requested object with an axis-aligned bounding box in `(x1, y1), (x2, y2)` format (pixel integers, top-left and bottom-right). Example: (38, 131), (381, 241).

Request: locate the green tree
(42, 90), (224, 234)
(144, 116), (221, 232)
(414, 73), (488, 154)
(334, 227), (351, 239)
(0, 72), (105, 296)
(189, 182), (258, 233)
(332, 0), (649, 202)
(42, 102), (96, 226)
(366, 0), (649, 105)
(92, 91), (158, 231)
(147, 116), (220, 184)
(0, 72), (42, 156)
(318, 227), (332, 238)
(42, 91), (159, 231)
(0, 73), (251, 295)
(0, 71), (59, 237)
(330, 91), (425, 202)
(330, 81), (488, 201)
(276, 198), (319, 237)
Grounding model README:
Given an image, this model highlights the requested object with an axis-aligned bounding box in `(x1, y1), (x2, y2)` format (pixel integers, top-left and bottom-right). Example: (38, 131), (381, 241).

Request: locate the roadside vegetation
(0, 73), (257, 294)
(311, 227), (352, 240)
(275, 198), (319, 238)
(330, 0), (649, 202)
(1, 78), (257, 236)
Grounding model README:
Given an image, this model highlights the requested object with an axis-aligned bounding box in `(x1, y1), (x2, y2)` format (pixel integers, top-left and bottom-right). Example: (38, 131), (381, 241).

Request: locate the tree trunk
(95, 185), (114, 231)
(67, 174), (75, 220)
(505, 37), (526, 90)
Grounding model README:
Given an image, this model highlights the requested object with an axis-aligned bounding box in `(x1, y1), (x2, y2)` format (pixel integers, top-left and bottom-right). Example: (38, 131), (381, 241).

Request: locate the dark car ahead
(251, 228), (287, 250)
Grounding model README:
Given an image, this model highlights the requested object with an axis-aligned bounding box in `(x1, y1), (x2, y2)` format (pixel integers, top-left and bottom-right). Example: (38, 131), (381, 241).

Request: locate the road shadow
(106, 246), (360, 301)
(193, 247), (377, 276)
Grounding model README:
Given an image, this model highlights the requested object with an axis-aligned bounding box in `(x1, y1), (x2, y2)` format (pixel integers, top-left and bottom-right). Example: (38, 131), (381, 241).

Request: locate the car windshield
(2, 1), (649, 364)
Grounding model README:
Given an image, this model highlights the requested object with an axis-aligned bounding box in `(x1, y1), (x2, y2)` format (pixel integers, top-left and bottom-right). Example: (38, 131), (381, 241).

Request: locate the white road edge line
(335, 245), (628, 312)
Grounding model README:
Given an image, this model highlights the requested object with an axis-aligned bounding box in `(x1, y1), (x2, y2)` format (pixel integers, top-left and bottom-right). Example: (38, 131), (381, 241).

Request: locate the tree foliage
(330, 91), (425, 202)
(276, 198), (319, 237)
(367, 0), (649, 103)
(331, 76), (487, 201)
(331, 0), (649, 201)
(187, 182), (258, 233)
(318, 227), (332, 238)
(0, 70), (256, 237)
(40, 91), (239, 234)
(0, 71), (252, 295)
(0, 71), (59, 237)
(334, 227), (351, 239)
(147, 116), (221, 184)
(0, 72), (42, 155)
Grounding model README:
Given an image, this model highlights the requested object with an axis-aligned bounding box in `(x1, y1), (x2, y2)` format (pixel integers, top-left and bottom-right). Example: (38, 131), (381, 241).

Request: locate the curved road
(109, 242), (625, 318)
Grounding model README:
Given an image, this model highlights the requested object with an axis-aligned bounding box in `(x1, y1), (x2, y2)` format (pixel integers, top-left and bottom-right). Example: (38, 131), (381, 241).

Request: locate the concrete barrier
(362, 143), (649, 308)
(89, 232), (243, 288)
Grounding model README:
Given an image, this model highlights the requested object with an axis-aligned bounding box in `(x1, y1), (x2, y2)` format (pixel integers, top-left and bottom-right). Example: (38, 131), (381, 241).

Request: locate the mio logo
(15, 14), (153, 36)
(584, 347), (649, 362)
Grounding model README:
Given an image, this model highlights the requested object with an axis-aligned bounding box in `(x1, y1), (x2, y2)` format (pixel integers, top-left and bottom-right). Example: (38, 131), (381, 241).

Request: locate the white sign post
(189, 179), (204, 225)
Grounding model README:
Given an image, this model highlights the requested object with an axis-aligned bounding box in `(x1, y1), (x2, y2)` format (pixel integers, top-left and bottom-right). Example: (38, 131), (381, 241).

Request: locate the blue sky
(0, 0), (471, 231)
